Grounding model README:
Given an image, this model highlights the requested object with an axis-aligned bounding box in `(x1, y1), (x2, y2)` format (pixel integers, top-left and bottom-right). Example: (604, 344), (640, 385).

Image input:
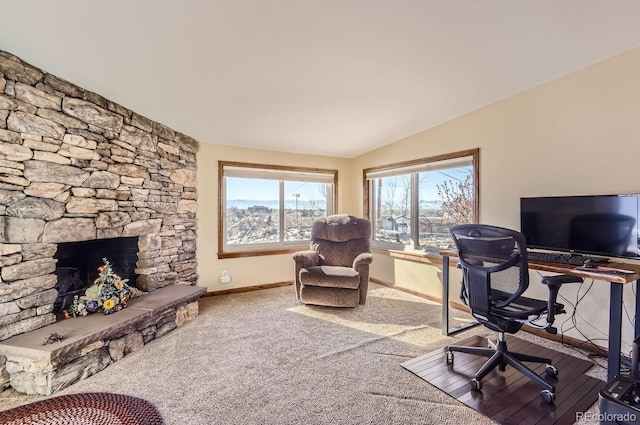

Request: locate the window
(364, 149), (478, 252)
(219, 161), (337, 258)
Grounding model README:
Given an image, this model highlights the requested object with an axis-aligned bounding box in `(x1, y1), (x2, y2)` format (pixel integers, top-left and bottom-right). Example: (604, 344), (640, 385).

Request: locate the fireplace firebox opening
(53, 237), (139, 315)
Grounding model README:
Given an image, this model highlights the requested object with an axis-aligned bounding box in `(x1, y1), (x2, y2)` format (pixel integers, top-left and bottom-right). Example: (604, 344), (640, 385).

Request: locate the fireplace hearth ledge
(0, 285), (206, 395)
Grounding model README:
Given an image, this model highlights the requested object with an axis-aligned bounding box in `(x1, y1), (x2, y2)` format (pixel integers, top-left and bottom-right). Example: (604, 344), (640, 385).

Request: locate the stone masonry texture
(0, 50), (199, 342)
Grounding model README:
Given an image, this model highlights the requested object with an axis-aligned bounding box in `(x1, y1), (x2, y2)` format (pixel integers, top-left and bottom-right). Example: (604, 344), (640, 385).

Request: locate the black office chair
(445, 224), (583, 403)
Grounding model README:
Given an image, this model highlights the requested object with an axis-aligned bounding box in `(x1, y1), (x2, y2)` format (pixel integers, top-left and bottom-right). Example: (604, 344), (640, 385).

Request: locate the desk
(440, 251), (640, 381)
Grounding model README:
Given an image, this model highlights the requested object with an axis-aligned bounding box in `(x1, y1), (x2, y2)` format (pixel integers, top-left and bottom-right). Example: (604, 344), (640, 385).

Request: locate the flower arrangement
(64, 258), (134, 318)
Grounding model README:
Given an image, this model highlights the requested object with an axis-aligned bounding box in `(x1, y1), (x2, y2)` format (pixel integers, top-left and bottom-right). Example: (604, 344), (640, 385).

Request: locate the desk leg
(635, 280), (640, 341)
(442, 256), (478, 336)
(442, 256), (449, 335)
(608, 282), (623, 381)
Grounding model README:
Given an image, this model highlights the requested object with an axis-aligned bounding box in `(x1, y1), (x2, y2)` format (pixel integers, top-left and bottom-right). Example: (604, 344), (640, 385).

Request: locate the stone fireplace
(0, 50), (203, 394)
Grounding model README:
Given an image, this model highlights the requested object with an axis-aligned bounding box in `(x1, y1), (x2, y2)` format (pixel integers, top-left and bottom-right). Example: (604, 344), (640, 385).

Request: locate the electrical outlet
(220, 269), (231, 284)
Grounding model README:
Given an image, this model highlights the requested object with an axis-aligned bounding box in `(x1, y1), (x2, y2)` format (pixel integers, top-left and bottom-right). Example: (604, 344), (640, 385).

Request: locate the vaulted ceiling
(2, 1), (640, 157)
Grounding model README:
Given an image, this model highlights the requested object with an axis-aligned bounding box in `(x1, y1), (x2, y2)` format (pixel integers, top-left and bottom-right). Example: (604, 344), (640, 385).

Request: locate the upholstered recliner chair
(293, 214), (373, 307)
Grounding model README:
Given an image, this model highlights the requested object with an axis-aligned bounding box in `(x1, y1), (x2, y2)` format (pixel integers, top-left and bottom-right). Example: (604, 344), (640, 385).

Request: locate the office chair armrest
(293, 251), (320, 268)
(540, 274), (583, 333)
(541, 275), (583, 286)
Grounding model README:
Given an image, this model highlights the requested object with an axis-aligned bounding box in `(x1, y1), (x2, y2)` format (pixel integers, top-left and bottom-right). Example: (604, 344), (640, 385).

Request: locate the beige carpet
(0, 283), (603, 424)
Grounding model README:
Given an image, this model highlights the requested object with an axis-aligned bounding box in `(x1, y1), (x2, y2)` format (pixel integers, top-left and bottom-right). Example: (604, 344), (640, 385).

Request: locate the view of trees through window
(367, 151), (477, 251)
(220, 155), (474, 256)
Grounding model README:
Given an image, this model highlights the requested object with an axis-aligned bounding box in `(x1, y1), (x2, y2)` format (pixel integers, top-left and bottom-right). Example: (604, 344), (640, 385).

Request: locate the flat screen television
(520, 194), (640, 259)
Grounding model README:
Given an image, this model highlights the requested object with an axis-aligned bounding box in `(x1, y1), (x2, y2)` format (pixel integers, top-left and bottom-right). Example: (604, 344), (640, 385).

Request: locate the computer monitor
(520, 194), (640, 259)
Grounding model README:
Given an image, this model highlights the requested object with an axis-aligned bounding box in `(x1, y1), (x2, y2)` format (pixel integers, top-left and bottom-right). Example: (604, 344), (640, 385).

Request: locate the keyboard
(527, 251), (589, 266)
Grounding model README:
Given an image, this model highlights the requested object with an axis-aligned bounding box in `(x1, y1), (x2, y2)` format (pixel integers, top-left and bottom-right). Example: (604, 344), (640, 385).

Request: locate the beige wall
(197, 47), (640, 350)
(196, 144), (353, 292)
(350, 46), (640, 349)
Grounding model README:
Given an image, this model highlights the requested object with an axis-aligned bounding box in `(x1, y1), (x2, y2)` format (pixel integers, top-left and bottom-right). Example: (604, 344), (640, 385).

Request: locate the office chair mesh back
(452, 225), (529, 320)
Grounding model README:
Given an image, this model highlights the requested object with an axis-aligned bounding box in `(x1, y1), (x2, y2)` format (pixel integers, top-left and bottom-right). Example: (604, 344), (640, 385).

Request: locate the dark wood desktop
(440, 251), (640, 381)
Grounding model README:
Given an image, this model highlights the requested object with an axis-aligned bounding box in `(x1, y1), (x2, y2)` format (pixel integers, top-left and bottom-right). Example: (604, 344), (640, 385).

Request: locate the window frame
(363, 148), (479, 254)
(218, 161), (338, 259)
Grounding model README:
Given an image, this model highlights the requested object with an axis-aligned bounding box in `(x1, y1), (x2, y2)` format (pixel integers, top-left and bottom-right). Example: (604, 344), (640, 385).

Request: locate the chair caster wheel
(471, 379), (482, 391)
(540, 389), (555, 404)
(446, 350), (454, 365)
(545, 364), (558, 377)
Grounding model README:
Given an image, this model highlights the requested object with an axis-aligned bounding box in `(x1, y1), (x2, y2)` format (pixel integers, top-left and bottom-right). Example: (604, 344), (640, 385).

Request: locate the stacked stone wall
(0, 50), (198, 343)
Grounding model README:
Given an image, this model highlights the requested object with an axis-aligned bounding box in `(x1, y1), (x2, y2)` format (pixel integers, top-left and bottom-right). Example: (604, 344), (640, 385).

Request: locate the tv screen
(520, 194), (640, 259)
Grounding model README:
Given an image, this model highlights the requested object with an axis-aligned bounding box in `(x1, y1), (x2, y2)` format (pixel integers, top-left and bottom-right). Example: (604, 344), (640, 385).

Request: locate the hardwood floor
(401, 335), (605, 425)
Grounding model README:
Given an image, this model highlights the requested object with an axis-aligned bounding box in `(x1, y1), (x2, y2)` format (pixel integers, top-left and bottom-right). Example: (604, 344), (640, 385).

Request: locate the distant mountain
(227, 199), (444, 210)
(420, 200), (444, 209)
(226, 199), (326, 210)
